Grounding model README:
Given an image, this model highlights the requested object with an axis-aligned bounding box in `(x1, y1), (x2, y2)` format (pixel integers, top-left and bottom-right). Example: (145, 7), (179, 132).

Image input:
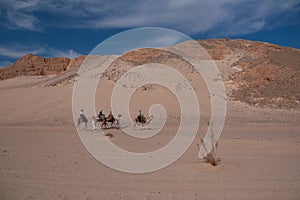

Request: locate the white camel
(77, 116), (88, 128)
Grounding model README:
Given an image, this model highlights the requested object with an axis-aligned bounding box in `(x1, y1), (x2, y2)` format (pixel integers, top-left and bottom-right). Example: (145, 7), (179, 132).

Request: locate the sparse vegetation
(197, 137), (219, 166)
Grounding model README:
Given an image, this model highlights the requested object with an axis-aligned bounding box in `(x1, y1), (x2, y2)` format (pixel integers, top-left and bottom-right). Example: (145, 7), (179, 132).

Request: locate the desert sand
(0, 76), (299, 200)
(1, 39), (300, 199)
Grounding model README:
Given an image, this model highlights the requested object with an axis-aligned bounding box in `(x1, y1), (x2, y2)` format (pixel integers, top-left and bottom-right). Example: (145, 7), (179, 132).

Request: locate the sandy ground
(0, 76), (300, 199)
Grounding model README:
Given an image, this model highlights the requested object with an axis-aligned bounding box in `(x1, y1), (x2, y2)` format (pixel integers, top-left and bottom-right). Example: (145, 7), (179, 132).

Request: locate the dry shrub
(197, 137), (219, 166)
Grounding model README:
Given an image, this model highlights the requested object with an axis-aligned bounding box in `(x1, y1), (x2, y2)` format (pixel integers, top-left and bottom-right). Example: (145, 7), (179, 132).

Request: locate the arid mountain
(199, 39), (300, 109)
(0, 53), (85, 80)
(0, 39), (299, 109)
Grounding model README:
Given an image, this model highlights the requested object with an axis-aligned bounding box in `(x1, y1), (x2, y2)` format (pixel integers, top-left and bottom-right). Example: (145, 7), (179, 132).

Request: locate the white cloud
(0, 44), (81, 59)
(0, 45), (42, 58)
(142, 32), (187, 47)
(14, 0), (39, 10)
(0, 0), (41, 31)
(0, 0), (299, 36)
(71, 0), (300, 36)
(48, 49), (81, 58)
(0, 44), (81, 68)
(6, 11), (41, 31)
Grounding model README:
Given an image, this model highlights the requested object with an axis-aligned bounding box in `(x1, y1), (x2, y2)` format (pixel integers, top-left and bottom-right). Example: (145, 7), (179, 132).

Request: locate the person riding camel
(107, 111), (114, 122)
(98, 110), (105, 120)
(80, 109), (86, 120)
(137, 110), (144, 123)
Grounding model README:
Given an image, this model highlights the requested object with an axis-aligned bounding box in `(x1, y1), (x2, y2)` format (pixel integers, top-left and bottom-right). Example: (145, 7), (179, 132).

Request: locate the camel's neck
(146, 116), (153, 125)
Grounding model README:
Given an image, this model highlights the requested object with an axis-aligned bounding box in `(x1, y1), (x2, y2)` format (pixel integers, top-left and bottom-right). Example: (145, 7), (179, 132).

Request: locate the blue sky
(0, 0), (299, 68)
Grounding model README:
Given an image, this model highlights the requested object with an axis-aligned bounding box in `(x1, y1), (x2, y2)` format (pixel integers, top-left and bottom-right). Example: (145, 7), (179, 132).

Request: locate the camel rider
(107, 111), (114, 122)
(98, 110), (105, 120)
(80, 109), (86, 120)
(137, 110), (143, 123)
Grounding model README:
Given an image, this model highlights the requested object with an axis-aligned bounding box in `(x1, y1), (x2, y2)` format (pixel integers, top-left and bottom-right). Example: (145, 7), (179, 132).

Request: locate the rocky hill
(0, 39), (299, 109)
(0, 54), (85, 80)
(199, 39), (300, 109)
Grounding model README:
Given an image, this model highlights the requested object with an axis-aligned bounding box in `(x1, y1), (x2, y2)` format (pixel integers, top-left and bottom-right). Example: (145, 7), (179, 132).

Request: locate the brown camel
(134, 115), (153, 127)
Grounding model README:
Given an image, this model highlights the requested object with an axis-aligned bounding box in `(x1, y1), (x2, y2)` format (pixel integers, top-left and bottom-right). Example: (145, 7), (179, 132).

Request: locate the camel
(134, 115), (153, 128)
(98, 114), (122, 129)
(77, 116), (88, 128)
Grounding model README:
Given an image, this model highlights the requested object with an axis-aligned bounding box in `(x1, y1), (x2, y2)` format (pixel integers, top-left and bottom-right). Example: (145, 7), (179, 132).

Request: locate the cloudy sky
(0, 0), (299, 67)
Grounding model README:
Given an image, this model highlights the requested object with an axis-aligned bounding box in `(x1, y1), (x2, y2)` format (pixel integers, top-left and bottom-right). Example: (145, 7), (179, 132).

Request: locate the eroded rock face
(0, 54), (85, 80)
(211, 39), (300, 109)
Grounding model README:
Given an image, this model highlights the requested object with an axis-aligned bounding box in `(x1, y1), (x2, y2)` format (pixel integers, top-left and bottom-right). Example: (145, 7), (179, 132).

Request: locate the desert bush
(197, 137), (219, 166)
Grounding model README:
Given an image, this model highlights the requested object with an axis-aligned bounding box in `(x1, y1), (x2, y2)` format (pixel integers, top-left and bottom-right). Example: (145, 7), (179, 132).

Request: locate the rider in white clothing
(80, 109), (85, 120)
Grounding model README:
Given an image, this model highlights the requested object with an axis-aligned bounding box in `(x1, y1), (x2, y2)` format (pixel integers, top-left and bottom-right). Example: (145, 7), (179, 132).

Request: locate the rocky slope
(199, 39), (300, 109)
(0, 53), (85, 80)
